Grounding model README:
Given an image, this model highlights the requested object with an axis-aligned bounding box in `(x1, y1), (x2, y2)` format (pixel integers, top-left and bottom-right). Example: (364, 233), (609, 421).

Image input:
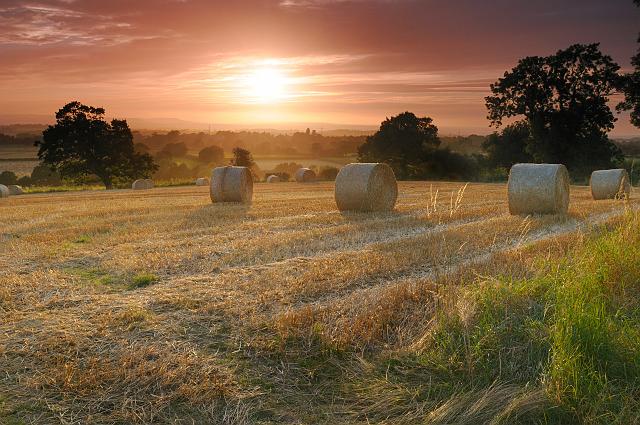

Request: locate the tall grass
(420, 211), (640, 423)
(289, 211), (640, 424)
(547, 212), (640, 422)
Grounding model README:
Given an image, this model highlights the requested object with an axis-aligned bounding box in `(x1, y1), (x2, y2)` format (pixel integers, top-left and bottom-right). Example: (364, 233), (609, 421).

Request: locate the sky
(0, 0), (639, 135)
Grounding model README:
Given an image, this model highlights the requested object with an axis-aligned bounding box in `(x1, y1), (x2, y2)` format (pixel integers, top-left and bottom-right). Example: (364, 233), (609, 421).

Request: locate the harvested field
(0, 181), (637, 424)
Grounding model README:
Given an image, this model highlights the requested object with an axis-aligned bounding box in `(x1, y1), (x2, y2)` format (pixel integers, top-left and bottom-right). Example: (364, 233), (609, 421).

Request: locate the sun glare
(244, 66), (289, 103)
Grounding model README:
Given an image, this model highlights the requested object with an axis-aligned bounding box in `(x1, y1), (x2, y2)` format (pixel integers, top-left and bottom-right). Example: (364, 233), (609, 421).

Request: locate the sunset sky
(1, 0), (639, 135)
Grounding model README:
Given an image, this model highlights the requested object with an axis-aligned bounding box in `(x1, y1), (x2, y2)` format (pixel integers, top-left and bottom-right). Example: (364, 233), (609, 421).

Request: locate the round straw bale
(266, 174), (281, 183)
(210, 166), (253, 203)
(0, 184), (9, 198)
(195, 177), (210, 186)
(335, 163), (398, 212)
(590, 169), (630, 200)
(132, 179), (152, 190)
(507, 163), (570, 215)
(295, 168), (316, 183)
(7, 185), (24, 195)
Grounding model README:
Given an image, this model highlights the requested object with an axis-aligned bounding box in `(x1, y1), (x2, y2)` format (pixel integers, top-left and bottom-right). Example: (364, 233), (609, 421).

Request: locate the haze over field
(1, 0), (639, 135)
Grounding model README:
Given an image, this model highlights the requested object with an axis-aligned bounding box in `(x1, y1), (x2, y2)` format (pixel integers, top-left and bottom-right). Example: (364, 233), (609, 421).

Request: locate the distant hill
(613, 137), (640, 157)
(0, 124), (46, 137)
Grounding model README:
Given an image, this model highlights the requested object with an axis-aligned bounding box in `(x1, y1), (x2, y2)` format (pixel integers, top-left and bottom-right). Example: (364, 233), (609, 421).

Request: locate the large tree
(486, 44), (623, 178)
(358, 111), (440, 179)
(617, 0), (640, 128)
(37, 102), (157, 189)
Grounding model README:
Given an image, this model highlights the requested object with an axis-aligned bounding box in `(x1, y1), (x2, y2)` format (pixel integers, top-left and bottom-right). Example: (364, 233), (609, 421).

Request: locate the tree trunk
(101, 176), (113, 190)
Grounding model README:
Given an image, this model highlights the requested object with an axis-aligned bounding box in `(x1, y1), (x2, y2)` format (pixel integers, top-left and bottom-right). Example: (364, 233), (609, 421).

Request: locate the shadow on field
(337, 209), (409, 223)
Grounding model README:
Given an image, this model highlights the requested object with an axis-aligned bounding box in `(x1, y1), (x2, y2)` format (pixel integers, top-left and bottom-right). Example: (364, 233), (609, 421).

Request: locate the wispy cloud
(0, 4), (163, 46)
(279, 0), (404, 8)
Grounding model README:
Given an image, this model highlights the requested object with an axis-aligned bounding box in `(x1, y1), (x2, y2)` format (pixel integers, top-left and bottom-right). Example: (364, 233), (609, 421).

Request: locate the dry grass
(0, 181), (636, 424)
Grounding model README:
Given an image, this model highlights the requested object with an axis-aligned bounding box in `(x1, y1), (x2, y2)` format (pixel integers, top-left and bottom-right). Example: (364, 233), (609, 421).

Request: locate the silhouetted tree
(486, 44), (623, 178)
(358, 112), (440, 179)
(37, 102), (157, 189)
(0, 171), (17, 185)
(617, 0), (640, 128)
(231, 147), (255, 168)
(482, 121), (533, 168)
(198, 145), (224, 164)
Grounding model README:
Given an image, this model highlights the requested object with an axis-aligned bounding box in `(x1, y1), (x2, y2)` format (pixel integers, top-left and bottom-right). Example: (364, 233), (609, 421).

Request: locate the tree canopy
(617, 0), (640, 128)
(231, 147), (255, 168)
(358, 112), (440, 179)
(357, 112), (478, 180)
(37, 102), (157, 189)
(486, 43), (623, 177)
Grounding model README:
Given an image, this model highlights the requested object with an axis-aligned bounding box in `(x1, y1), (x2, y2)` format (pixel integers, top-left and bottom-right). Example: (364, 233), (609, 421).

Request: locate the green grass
(129, 272), (159, 289)
(20, 180), (191, 193)
(380, 211), (640, 423)
(24, 184), (106, 194)
(64, 267), (121, 287)
(0, 395), (30, 425)
(546, 214), (640, 422)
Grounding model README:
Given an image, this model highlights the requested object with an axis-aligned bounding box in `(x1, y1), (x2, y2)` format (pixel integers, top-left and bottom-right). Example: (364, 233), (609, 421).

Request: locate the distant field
(0, 146), (355, 177)
(252, 155), (355, 170)
(0, 145), (38, 159)
(0, 182), (638, 423)
(0, 159), (40, 176)
(0, 145), (39, 176)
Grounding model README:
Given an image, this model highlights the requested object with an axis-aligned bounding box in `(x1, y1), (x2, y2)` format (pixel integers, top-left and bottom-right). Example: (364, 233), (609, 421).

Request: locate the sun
(244, 66), (289, 103)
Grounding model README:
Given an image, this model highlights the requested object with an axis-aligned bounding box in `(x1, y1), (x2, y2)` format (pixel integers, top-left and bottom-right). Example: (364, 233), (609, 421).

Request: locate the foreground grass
(268, 211), (640, 423)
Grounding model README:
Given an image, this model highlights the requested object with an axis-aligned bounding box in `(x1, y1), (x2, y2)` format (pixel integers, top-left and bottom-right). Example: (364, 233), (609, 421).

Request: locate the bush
(0, 170), (18, 185)
(318, 166), (339, 181)
(274, 162), (304, 176)
(478, 166), (509, 182)
(153, 160), (196, 180)
(17, 176), (32, 187)
(30, 164), (62, 186)
(412, 148), (481, 181)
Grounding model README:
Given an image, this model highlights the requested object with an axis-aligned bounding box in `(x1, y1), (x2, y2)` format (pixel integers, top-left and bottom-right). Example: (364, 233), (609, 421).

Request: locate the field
(1, 182), (640, 424)
(0, 143), (354, 179)
(0, 145), (39, 177)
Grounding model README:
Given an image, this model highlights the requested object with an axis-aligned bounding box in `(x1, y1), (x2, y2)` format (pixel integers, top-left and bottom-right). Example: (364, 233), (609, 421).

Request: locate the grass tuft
(129, 272), (159, 289)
